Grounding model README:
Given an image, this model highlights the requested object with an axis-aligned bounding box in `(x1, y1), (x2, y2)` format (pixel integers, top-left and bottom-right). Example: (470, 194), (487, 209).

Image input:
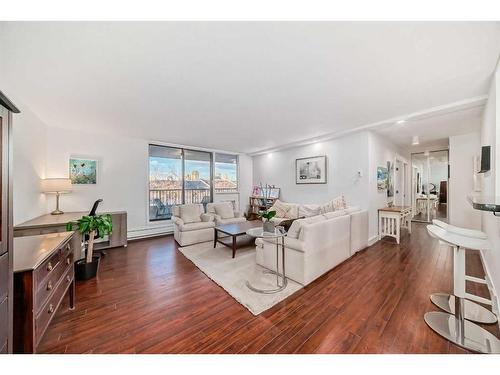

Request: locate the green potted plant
(259, 209), (276, 233)
(66, 214), (113, 280)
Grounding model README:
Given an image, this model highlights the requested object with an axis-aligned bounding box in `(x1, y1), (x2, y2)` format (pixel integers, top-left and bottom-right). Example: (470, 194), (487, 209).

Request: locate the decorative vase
(263, 221), (275, 233)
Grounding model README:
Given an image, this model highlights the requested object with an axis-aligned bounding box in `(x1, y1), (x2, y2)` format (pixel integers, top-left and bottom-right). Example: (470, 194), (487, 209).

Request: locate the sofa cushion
(179, 221), (214, 232)
(298, 204), (321, 218)
(217, 217), (247, 225)
(214, 202), (235, 219)
(320, 195), (347, 214)
(323, 210), (347, 220)
(180, 204), (202, 223)
(344, 206), (361, 214)
(298, 215), (327, 240)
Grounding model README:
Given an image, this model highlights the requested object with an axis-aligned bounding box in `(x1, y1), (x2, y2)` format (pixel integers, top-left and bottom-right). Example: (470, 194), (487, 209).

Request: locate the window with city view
(149, 145), (238, 221)
(214, 153), (238, 193)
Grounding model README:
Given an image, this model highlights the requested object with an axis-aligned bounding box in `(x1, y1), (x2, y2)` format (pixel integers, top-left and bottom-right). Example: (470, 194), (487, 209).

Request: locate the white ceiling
(0, 21), (499, 154)
(375, 104), (483, 148)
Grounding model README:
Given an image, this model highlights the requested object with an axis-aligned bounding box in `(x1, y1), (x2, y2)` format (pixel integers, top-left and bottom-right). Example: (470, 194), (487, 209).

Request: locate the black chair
(87, 199), (106, 257)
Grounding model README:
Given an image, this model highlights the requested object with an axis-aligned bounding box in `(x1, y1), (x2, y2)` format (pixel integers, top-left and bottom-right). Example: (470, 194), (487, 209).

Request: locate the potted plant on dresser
(67, 214), (113, 280)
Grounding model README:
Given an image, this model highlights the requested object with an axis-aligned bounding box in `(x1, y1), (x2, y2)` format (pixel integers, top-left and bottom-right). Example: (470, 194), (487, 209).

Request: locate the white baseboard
(127, 223), (173, 240)
(368, 235), (379, 246)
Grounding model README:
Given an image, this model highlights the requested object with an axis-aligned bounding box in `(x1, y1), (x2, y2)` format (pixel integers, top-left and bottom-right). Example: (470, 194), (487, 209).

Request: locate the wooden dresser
(13, 232), (76, 353)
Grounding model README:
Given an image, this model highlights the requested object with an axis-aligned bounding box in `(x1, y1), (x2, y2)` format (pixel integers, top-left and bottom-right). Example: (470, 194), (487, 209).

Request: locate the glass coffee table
(245, 227), (287, 294)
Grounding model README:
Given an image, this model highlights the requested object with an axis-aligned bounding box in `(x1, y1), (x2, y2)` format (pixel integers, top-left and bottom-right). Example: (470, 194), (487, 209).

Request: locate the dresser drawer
(0, 253), (8, 301)
(34, 251), (73, 314)
(0, 297), (8, 353)
(33, 240), (72, 289)
(34, 265), (74, 345)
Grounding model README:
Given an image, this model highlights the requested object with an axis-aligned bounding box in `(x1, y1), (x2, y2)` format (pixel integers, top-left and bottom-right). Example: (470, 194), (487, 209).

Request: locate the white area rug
(178, 242), (302, 315)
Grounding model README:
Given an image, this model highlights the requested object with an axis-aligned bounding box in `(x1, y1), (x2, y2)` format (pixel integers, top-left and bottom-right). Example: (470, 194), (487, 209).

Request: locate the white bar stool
(429, 220), (497, 325)
(425, 224), (500, 353)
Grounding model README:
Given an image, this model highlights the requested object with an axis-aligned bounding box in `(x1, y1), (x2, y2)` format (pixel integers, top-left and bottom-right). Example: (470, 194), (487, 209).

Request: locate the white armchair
(171, 204), (215, 246)
(206, 202), (246, 226)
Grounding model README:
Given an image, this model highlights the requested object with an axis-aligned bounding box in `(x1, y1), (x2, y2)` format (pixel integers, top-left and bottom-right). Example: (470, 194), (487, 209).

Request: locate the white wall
(368, 132), (409, 239)
(480, 66), (500, 311)
(449, 132), (481, 229)
(12, 104), (48, 225)
(253, 131), (370, 206)
(42, 126), (253, 238)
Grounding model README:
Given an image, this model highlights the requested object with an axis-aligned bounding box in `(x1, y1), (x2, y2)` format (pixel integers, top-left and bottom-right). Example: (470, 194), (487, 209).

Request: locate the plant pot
(75, 256), (100, 281)
(263, 221), (275, 233)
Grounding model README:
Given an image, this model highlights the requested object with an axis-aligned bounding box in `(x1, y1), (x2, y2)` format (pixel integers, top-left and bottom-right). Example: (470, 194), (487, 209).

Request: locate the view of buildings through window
(149, 145), (238, 220)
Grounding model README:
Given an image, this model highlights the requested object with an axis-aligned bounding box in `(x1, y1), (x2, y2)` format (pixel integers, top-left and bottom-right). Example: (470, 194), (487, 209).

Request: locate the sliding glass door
(183, 149), (212, 208)
(148, 145), (213, 221)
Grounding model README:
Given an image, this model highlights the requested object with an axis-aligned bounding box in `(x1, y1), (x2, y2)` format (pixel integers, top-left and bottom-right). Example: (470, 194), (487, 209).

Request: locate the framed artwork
(69, 157), (98, 184)
(387, 161), (394, 197)
(377, 166), (388, 190)
(296, 156), (327, 184)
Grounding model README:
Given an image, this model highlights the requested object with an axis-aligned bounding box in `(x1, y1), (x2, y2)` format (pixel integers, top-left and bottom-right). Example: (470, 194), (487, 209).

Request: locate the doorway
(411, 150), (449, 223)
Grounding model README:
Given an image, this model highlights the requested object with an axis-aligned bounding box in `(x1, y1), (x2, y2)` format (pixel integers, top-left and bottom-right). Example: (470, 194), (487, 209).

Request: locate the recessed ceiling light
(412, 136), (419, 145)
(396, 120), (407, 125)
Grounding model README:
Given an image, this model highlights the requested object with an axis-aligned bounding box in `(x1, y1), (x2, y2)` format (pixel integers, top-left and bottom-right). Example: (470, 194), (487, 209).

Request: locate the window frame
(148, 144), (239, 222)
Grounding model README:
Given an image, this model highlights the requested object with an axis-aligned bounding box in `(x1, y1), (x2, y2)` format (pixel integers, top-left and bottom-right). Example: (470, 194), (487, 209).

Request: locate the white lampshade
(41, 178), (72, 193)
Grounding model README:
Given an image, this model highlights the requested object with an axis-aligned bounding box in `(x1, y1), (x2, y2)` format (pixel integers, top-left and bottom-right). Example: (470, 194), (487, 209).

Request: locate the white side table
(378, 206), (412, 244)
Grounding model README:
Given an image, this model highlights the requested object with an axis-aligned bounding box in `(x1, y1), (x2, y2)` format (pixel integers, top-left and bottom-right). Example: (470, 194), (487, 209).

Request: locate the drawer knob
(47, 262), (53, 272)
(46, 281), (53, 291)
(48, 304), (54, 314)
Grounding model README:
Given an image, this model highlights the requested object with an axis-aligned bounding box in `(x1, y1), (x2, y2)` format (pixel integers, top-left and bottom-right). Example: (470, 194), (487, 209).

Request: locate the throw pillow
(271, 200), (291, 218)
(320, 195), (347, 214)
(285, 204), (299, 219)
(180, 204), (202, 224)
(298, 204), (321, 218)
(214, 202), (235, 219)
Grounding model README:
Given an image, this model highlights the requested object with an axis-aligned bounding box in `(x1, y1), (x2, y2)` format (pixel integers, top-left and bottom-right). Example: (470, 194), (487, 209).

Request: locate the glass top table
(246, 226), (288, 294)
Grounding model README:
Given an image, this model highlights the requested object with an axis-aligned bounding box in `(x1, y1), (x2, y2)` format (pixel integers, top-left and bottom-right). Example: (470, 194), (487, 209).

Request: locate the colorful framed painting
(296, 156), (327, 184)
(69, 157), (98, 184)
(377, 166), (388, 190)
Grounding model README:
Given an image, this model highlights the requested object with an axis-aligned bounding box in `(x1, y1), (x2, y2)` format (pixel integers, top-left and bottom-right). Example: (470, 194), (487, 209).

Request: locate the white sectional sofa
(256, 204), (368, 286)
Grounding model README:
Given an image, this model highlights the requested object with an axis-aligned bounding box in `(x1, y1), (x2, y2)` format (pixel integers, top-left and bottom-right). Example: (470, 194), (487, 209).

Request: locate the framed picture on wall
(296, 155), (327, 184)
(69, 157), (98, 184)
(377, 166), (388, 190)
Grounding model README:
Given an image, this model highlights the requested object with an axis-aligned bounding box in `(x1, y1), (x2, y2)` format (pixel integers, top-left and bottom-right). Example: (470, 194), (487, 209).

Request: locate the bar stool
(429, 220), (497, 325)
(425, 224), (500, 353)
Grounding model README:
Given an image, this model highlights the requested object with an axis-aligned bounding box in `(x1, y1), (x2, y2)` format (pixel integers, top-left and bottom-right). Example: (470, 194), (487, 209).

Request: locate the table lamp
(41, 178), (72, 215)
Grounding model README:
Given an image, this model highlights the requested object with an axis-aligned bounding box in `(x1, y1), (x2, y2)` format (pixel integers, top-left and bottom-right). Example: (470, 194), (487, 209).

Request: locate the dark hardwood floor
(37, 223), (499, 354)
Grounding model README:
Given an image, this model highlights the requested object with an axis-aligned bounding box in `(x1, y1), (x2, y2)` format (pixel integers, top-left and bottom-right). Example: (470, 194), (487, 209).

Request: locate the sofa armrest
(284, 238), (305, 252)
(201, 213), (214, 222)
(172, 216), (184, 226)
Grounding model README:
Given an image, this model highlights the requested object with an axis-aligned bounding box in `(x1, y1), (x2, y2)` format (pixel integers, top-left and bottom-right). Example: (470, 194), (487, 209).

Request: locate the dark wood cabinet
(0, 91), (19, 354)
(13, 232), (76, 353)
